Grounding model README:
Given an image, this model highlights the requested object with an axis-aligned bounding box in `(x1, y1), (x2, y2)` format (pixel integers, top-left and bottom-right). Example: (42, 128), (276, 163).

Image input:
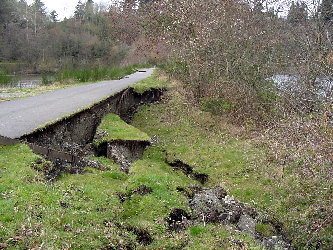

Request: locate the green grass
(132, 69), (169, 93)
(0, 143), (260, 249)
(94, 114), (151, 145)
(131, 80), (333, 249)
(54, 63), (152, 83)
(0, 72), (17, 87)
(0, 144), (126, 248)
(0, 73), (264, 249)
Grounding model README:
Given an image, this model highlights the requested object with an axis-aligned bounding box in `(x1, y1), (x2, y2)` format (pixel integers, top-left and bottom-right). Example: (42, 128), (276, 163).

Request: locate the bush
(54, 64), (150, 84)
(0, 72), (13, 86)
(145, 0), (332, 125)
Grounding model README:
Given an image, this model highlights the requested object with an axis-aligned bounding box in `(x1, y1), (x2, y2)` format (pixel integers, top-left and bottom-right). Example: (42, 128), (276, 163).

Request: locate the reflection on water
(16, 75), (42, 88)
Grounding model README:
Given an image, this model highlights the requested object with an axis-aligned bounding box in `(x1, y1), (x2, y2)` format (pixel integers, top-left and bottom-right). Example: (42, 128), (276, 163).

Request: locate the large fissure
(20, 87), (164, 149)
(8, 87), (165, 178)
(0, 85), (298, 249)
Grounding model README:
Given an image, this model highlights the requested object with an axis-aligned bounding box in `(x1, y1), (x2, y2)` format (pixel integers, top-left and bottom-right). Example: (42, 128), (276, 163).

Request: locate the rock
(213, 185), (228, 200)
(237, 214), (256, 236)
(189, 186), (246, 225)
(0, 243), (8, 249)
(190, 188), (229, 223)
(262, 235), (294, 250)
(106, 140), (150, 173)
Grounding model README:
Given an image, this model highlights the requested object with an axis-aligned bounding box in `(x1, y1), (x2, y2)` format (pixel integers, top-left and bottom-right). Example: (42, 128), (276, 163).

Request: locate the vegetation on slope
(1, 73), (331, 249)
(131, 77), (333, 249)
(0, 139), (259, 249)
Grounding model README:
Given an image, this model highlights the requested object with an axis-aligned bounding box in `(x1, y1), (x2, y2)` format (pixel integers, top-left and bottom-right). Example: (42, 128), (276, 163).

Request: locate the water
(16, 74), (42, 88)
(270, 74), (333, 102)
(0, 74), (54, 88)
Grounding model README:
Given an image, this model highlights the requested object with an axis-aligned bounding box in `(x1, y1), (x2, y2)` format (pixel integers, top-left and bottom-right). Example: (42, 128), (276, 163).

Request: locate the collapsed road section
(0, 87), (164, 177)
(0, 68), (155, 139)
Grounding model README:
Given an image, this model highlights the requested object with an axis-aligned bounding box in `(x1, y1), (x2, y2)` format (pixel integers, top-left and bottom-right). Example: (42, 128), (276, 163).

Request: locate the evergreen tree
(287, 1), (308, 24)
(74, 1), (85, 21)
(319, 0), (333, 23)
(31, 0), (47, 16)
(0, 0), (16, 27)
(50, 10), (58, 22)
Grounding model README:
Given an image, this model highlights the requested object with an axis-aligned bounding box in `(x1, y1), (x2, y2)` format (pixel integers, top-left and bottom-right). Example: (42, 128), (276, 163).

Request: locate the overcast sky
(26, 0), (115, 20)
(26, 0), (320, 20)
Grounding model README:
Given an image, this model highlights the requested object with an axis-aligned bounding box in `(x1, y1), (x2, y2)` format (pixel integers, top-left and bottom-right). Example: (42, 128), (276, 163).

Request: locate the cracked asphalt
(0, 68), (154, 139)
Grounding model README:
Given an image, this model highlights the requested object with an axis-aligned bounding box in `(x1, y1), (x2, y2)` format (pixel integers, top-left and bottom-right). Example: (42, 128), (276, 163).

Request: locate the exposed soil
(166, 208), (191, 232)
(21, 87), (164, 150)
(96, 140), (150, 173)
(18, 87), (164, 177)
(101, 222), (153, 247)
(125, 226), (153, 246)
(164, 153), (209, 184)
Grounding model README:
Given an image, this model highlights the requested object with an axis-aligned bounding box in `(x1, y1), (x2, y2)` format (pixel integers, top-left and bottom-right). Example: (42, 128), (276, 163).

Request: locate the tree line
(1, 1), (332, 247)
(0, 0), (147, 73)
(140, 0), (333, 122)
(1, 0), (332, 117)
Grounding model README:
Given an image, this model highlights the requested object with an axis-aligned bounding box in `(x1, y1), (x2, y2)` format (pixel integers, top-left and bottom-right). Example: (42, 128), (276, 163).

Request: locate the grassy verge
(132, 69), (169, 93)
(131, 79), (333, 249)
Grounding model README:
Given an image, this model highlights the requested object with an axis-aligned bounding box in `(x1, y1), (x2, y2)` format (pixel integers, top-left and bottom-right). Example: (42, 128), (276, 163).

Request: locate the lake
(270, 74), (333, 102)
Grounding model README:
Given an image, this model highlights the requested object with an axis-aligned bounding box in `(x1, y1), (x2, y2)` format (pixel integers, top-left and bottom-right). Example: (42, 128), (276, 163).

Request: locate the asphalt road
(0, 68), (154, 139)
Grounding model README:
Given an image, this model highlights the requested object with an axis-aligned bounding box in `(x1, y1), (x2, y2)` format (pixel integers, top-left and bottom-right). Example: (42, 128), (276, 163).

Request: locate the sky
(26, 0), (320, 20)
(26, 0), (116, 20)
(268, 0), (320, 16)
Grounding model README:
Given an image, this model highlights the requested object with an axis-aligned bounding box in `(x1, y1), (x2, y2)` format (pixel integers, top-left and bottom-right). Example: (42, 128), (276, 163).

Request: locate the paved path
(0, 68), (154, 139)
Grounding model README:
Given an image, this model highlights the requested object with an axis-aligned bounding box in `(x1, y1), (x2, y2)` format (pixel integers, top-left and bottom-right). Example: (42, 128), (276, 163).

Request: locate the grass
(2, 69), (331, 248)
(132, 68), (169, 93)
(0, 72), (17, 87)
(0, 144), (127, 249)
(94, 114), (151, 146)
(54, 63), (152, 83)
(0, 144), (260, 249)
(131, 78), (333, 249)
(0, 73), (262, 249)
